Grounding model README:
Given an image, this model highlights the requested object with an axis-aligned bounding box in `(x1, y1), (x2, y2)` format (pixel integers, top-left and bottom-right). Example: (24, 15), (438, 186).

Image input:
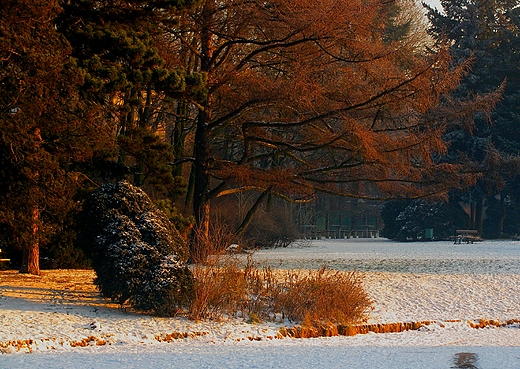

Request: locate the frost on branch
(80, 181), (194, 316)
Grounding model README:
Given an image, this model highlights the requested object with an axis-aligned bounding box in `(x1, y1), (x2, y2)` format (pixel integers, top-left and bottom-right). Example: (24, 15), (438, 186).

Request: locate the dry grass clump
(188, 226), (249, 320)
(189, 256), (248, 320)
(189, 246), (372, 326)
(275, 267), (373, 326)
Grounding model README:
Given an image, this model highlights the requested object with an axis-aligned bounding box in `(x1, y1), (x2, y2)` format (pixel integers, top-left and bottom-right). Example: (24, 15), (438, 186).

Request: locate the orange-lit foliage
(162, 0), (497, 241)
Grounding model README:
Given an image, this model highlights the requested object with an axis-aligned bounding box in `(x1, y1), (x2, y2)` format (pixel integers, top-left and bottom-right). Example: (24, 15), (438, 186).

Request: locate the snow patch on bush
(80, 181), (194, 316)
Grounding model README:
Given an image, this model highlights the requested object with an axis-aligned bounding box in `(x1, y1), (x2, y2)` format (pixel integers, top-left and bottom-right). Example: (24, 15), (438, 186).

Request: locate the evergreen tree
(381, 200), (411, 239)
(425, 0), (520, 237)
(57, 0), (206, 197)
(382, 198), (467, 241)
(0, 0), (107, 274)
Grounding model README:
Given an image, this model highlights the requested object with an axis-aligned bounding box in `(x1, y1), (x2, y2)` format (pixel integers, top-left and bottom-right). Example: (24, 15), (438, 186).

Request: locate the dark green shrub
(390, 199), (467, 241)
(42, 214), (91, 269)
(79, 181), (194, 316)
(154, 198), (194, 239)
(380, 200), (410, 239)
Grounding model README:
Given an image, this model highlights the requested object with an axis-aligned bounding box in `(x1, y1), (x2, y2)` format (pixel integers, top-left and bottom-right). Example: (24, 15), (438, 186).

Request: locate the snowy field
(2, 238), (520, 368)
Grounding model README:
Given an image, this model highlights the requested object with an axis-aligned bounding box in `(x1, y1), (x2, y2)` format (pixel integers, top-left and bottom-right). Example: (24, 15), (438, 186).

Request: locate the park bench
(452, 230), (483, 244)
(0, 248), (10, 263)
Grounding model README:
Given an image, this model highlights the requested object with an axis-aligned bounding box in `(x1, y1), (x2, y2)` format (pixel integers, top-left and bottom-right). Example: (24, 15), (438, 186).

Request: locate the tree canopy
(425, 0), (520, 236)
(166, 0), (493, 249)
(0, 0), (109, 274)
(0, 0), (504, 272)
(57, 0), (207, 195)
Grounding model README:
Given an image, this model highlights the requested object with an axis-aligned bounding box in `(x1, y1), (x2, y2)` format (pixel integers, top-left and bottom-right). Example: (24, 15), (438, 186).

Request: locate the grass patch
(189, 251), (373, 327)
(275, 266), (373, 326)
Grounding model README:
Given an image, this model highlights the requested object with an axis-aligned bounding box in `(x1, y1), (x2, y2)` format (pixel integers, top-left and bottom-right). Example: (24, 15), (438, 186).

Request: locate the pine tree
(425, 0), (520, 236)
(57, 0), (206, 197)
(0, 0), (107, 274)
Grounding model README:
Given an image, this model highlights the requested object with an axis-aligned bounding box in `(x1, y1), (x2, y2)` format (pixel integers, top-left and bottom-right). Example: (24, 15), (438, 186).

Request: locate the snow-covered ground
(2, 238), (520, 368)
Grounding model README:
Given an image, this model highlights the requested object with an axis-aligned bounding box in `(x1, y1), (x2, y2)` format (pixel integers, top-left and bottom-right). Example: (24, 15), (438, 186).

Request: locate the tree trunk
(190, 0), (214, 257)
(234, 187), (272, 238)
(185, 162), (195, 211)
(20, 206), (40, 275)
(191, 108), (211, 256)
(475, 198), (484, 235)
(469, 202), (476, 229)
(172, 100), (189, 178)
(498, 193), (506, 237)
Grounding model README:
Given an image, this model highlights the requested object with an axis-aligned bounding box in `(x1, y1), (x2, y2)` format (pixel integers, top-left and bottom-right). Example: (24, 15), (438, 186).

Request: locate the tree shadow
(0, 270), (122, 314)
(452, 352), (479, 369)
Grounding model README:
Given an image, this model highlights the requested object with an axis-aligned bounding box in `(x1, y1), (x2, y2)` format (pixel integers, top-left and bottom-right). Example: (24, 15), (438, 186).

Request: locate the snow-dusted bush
(80, 181), (194, 316)
(391, 199), (465, 241)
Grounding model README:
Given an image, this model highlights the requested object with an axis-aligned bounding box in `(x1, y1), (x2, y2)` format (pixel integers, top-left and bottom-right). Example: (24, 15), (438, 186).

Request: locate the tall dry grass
(275, 267), (372, 326)
(188, 226), (372, 326)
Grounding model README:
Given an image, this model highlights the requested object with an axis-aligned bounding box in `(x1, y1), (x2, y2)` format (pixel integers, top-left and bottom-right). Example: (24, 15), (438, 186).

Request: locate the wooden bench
(0, 248), (10, 263)
(452, 230), (482, 244)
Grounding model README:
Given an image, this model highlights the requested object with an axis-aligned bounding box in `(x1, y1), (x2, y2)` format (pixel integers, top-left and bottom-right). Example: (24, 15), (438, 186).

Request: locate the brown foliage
(162, 0), (497, 246)
(189, 255), (248, 320)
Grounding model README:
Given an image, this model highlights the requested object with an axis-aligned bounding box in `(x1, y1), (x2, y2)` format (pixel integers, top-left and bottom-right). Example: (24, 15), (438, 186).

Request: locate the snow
(2, 238), (520, 368)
